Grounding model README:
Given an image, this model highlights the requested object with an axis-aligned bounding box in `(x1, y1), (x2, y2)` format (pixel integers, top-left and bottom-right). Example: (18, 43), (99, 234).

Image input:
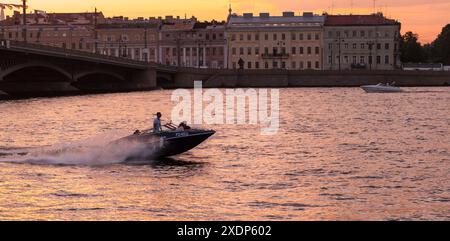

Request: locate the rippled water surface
(0, 88), (449, 220)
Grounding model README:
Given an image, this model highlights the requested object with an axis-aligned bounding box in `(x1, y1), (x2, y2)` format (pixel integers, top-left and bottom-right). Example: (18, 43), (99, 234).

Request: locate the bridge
(1, 39), (449, 98)
(0, 39), (212, 97)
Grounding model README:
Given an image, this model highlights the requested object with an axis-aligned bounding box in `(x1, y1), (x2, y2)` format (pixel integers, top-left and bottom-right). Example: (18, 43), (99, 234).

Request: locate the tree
(400, 31), (425, 63)
(430, 24), (450, 65)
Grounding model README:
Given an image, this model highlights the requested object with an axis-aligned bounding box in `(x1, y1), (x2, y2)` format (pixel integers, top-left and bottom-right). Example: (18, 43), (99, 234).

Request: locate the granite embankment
(1, 69), (449, 99)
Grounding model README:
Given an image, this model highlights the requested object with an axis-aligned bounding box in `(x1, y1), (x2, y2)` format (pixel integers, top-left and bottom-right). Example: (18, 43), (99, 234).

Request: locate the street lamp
(22, 0), (26, 43)
(367, 41), (375, 70)
(334, 37), (345, 71)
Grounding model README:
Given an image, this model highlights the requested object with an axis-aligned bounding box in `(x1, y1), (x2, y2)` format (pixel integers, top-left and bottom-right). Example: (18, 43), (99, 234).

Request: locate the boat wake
(0, 131), (159, 166)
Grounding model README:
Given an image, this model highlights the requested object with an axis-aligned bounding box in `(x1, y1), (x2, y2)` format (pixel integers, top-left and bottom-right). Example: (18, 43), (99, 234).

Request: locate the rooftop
(324, 14), (400, 26)
(228, 12), (325, 24)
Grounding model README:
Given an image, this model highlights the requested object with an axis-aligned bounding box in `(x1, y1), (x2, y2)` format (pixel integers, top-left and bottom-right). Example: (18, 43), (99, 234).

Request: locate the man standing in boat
(153, 112), (163, 132)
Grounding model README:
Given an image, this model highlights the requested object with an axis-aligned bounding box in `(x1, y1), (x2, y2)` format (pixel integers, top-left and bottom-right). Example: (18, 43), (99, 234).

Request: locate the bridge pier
(0, 90), (9, 99)
(0, 81), (80, 97)
(130, 69), (157, 90)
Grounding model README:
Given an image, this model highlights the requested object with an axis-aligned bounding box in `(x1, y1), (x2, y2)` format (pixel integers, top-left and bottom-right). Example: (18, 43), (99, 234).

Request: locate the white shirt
(153, 117), (162, 132)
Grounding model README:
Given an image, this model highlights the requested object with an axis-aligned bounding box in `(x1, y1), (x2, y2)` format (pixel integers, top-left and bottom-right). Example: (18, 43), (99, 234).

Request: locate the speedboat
(361, 83), (403, 93)
(111, 122), (215, 160)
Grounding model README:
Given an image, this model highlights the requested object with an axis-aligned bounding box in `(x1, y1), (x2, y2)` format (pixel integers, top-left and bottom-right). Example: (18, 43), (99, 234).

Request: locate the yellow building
(226, 11), (325, 70)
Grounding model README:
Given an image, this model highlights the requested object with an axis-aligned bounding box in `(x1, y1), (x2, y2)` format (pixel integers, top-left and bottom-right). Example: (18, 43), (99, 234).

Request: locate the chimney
(303, 12), (314, 17)
(243, 13), (253, 18)
(282, 11), (294, 17)
(259, 13), (270, 18)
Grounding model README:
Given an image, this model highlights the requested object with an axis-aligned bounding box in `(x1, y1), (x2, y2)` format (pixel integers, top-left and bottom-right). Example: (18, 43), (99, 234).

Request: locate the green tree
(400, 31), (425, 63)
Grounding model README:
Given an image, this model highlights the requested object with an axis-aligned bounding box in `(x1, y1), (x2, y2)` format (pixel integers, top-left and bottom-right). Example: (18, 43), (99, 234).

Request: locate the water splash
(0, 131), (158, 166)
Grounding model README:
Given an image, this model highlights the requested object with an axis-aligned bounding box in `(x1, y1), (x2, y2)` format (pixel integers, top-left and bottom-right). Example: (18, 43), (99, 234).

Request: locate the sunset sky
(2, 0), (450, 43)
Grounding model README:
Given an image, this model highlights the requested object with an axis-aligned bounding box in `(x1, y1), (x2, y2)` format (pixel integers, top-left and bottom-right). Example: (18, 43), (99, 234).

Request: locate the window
(247, 47), (252, 55)
(292, 47), (296, 54)
(315, 34), (320, 40)
(353, 56), (357, 64)
(377, 56), (381, 64)
(385, 55), (390, 64)
(307, 47), (311, 55)
(247, 34), (251, 41)
(300, 61), (304, 69)
(315, 47), (320, 55)
(353, 31), (357, 37)
(344, 56), (349, 63)
(232, 48), (236, 55)
(273, 34), (277, 41)
(240, 34), (244, 41)
(345, 43), (349, 49)
(240, 47), (244, 55)
(281, 62), (286, 69)
(255, 47), (259, 55)
(385, 43), (390, 50)
(282, 33), (286, 40)
(377, 43), (381, 50)
(307, 34), (312, 40)
(265, 34), (269, 40)
(368, 56), (373, 64)
(265, 62), (269, 69)
(264, 47), (269, 55)
(231, 34), (236, 41)
(292, 33), (296, 41)
(255, 62), (260, 69)
(353, 43), (357, 49)
(281, 47), (286, 54)
(255, 34), (259, 41)
(300, 47), (304, 54)
(273, 47), (278, 55)
(315, 61), (320, 69)
(360, 56), (365, 64)
(307, 61), (312, 69)
(328, 56), (332, 64)
(273, 61), (278, 68)
(361, 43), (365, 49)
(360, 31), (365, 38)
(248, 62), (252, 69)
(299, 33), (304, 40)
(292, 61), (296, 69)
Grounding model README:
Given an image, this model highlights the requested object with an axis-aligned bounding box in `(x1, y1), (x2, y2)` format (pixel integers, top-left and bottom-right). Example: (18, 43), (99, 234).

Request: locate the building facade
(159, 19), (226, 68)
(96, 22), (160, 62)
(226, 11), (325, 70)
(323, 14), (401, 70)
(1, 10), (403, 71)
(0, 11), (104, 52)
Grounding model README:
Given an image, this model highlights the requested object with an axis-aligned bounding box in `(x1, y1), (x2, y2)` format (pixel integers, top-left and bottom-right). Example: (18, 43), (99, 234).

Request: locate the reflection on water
(0, 87), (449, 220)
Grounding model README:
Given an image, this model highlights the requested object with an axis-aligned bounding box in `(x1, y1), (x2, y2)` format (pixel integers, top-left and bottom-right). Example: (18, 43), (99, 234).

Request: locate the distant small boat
(361, 83), (403, 93)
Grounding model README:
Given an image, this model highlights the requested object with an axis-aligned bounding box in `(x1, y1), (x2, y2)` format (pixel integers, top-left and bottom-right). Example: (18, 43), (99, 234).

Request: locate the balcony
(261, 53), (290, 59)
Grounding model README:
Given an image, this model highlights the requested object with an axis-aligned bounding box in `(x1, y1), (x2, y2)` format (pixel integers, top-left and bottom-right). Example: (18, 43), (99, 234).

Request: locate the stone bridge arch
(0, 61), (73, 82)
(74, 70), (126, 82)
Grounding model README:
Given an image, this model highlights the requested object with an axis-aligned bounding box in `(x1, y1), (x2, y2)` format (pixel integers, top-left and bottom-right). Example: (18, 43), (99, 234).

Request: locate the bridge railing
(2, 39), (150, 67)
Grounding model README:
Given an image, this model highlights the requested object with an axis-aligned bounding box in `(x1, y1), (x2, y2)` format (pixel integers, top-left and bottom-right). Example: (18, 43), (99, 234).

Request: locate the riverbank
(162, 69), (450, 88)
(1, 70), (449, 99)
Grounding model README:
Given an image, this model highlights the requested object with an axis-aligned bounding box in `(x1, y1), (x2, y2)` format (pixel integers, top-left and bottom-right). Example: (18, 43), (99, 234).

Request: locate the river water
(0, 88), (449, 220)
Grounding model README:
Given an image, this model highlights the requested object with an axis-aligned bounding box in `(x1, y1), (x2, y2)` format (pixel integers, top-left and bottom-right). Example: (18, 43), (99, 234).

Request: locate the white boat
(361, 83), (403, 93)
